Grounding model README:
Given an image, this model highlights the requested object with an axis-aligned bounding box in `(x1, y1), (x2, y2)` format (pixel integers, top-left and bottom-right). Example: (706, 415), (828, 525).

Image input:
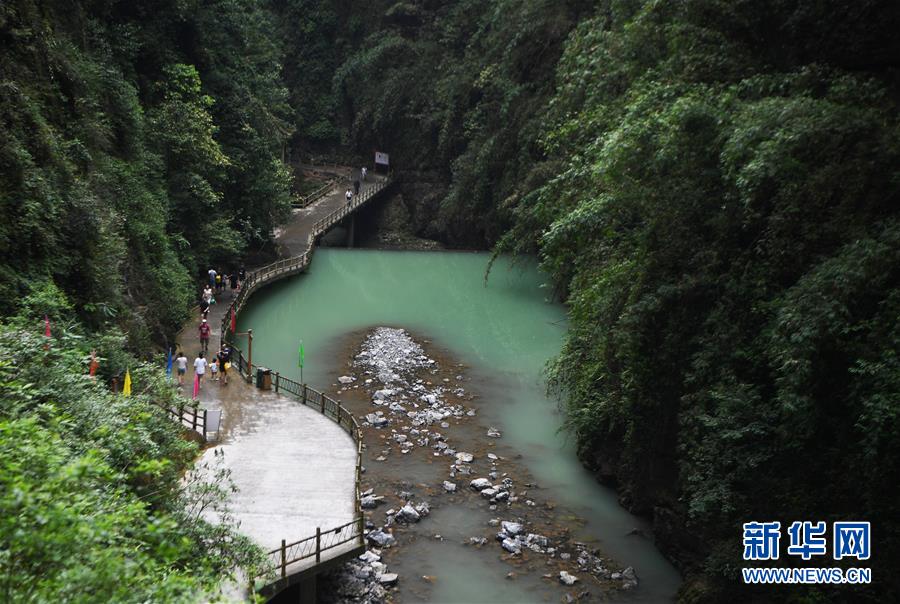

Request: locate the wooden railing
(215, 174), (391, 584)
(152, 399), (210, 441)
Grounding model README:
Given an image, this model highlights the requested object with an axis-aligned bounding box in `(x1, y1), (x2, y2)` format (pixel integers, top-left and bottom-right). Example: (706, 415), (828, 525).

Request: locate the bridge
(177, 170), (393, 601)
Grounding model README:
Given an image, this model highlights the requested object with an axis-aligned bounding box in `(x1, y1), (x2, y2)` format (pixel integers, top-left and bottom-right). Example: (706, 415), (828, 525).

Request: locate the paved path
(175, 168), (371, 569)
(277, 168), (386, 256)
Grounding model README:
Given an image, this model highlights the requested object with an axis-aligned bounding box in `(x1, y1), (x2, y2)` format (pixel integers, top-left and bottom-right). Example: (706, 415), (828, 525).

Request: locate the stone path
(175, 167), (372, 575)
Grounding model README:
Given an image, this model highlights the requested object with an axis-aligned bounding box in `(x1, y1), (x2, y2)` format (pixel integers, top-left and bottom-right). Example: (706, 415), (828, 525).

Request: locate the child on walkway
(210, 357), (219, 381)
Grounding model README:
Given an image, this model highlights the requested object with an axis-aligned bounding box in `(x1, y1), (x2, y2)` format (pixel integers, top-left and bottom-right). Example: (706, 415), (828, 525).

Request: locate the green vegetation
(325, 0), (900, 600)
(2, 0), (898, 601)
(0, 0), (292, 347)
(0, 324), (263, 602)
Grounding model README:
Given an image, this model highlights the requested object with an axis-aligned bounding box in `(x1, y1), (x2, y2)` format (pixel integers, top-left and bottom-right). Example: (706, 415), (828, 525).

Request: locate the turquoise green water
(238, 249), (680, 602)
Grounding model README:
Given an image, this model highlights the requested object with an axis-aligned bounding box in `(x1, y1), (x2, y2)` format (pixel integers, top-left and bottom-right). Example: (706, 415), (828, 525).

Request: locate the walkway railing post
(274, 371), (279, 393)
(302, 384), (308, 405)
(191, 405), (197, 432)
(320, 395), (325, 414)
(316, 527), (321, 564)
(280, 539), (286, 578)
(202, 409), (208, 441)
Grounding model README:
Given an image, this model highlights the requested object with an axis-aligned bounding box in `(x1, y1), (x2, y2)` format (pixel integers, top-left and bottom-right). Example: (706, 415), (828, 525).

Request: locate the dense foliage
(3, 0), (898, 601)
(0, 324), (263, 601)
(0, 0), (292, 347)
(327, 1), (900, 601)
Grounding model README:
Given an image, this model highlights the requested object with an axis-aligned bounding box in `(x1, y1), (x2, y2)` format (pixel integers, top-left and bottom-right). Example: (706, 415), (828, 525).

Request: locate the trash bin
(256, 367), (272, 390)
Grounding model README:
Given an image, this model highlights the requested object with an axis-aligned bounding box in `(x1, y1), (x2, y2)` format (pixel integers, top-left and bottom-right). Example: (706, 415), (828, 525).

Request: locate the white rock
(396, 503), (421, 523)
(359, 550), (381, 563)
(338, 376), (355, 384)
(470, 478), (492, 490)
(501, 538), (521, 554)
(455, 452), (474, 463)
(501, 521), (523, 536)
(442, 481), (457, 492)
(559, 571), (578, 585)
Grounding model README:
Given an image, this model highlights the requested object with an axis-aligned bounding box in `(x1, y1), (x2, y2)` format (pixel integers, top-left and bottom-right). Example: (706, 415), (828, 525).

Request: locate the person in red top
(199, 318), (211, 353)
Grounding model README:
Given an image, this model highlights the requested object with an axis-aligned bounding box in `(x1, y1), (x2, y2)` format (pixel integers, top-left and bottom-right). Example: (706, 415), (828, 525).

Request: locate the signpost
(374, 151), (389, 172)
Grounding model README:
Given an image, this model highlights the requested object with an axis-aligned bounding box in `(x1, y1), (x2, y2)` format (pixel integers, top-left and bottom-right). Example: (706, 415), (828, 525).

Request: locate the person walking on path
(346, 188), (353, 206)
(217, 344), (232, 385)
(199, 318), (211, 353)
(353, 179), (360, 195)
(229, 271), (238, 297)
(361, 166), (367, 181)
(208, 267), (217, 288)
(202, 285), (213, 304)
(199, 296), (210, 318)
(193, 351), (207, 390)
(176, 351), (188, 386)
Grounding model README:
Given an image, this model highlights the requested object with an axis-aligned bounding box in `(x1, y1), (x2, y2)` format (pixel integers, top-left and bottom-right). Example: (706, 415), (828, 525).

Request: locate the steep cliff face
(297, 2), (900, 601)
(0, 0), (291, 346)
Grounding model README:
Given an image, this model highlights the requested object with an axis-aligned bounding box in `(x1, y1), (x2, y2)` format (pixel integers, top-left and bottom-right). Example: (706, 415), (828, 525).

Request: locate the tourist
(361, 166), (367, 181)
(202, 285), (213, 304)
(217, 344), (232, 385)
(199, 296), (210, 318)
(199, 318), (211, 353)
(210, 357), (219, 381)
(354, 179), (360, 195)
(215, 269), (224, 294)
(208, 267), (217, 288)
(239, 266), (246, 283)
(229, 270), (239, 297)
(193, 351), (207, 388)
(175, 351), (188, 385)
(346, 188), (353, 205)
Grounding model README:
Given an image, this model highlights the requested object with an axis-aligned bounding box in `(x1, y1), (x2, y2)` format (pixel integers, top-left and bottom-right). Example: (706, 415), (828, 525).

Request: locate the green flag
(298, 341), (304, 368)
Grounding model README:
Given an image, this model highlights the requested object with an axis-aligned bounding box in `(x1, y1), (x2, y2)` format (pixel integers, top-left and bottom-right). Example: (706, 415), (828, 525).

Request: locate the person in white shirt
(346, 188), (353, 205)
(361, 166), (367, 181)
(176, 351), (188, 385)
(194, 352), (208, 388)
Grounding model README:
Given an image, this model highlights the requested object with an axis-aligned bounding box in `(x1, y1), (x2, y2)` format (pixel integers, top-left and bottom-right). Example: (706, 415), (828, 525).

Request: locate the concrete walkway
(176, 168), (367, 568)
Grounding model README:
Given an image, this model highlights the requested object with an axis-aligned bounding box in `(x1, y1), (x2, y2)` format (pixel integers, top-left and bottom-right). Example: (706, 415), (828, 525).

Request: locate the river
(236, 248), (681, 602)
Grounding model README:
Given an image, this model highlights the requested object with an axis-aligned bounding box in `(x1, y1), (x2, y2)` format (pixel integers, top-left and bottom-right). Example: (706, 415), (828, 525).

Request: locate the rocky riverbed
(318, 327), (639, 603)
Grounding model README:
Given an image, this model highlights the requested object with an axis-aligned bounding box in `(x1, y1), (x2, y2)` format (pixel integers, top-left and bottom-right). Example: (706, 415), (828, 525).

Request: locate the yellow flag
(123, 369), (132, 396)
